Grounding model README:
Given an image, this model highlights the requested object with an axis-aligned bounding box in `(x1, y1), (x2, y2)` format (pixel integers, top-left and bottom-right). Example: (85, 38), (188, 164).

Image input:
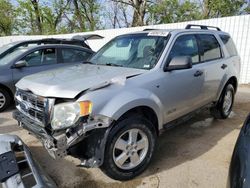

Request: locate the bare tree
(69, 0), (100, 31)
(111, 0), (152, 26)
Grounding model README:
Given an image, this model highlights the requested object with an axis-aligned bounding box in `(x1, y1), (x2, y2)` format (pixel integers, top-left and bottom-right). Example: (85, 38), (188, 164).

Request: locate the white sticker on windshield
(143, 64), (150, 68)
(148, 31), (169, 37)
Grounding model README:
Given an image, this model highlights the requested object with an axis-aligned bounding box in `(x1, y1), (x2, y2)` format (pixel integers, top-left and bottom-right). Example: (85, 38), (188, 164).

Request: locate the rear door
(12, 48), (59, 85)
(196, 34), (225, 104)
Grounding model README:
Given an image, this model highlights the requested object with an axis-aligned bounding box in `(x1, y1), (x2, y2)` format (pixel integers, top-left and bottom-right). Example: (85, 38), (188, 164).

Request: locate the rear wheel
(210, 84), (235, 119)
(101, 115), (156, 180)
(0, 88), (11, 112)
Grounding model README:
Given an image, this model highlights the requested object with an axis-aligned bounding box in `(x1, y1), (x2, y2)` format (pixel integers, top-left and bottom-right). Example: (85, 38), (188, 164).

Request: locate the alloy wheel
(113, 128), (149, 170)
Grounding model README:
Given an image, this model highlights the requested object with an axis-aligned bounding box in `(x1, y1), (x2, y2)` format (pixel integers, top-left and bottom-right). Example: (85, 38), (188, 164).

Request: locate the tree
(16, 0), (71, 34)
(104, 0), (131, 28)
(42, 0), (70, 34)
(149, 0), (201, 24)
(0, 0), (16, 36)
(31, 0), (43, 34)
(70, 0), (100, 31)
(202, 0), (245, 18)
(111, 0), (152, 26)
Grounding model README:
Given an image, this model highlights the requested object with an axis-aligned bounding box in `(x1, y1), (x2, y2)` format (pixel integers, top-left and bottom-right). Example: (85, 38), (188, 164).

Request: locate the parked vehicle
(13, 25), (241, 180)
(0, 34), (103, 60)
(0, 134), (57, 188)
(0, 44), (93, 111)
(229, 114), (250, 188)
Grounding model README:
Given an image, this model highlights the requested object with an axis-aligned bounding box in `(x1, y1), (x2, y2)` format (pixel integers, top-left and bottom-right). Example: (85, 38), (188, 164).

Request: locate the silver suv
(13, 25), (241, 180)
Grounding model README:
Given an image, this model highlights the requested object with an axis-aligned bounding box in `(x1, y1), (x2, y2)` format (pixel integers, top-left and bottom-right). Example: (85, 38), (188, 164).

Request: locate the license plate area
(0, 151), (19, 182)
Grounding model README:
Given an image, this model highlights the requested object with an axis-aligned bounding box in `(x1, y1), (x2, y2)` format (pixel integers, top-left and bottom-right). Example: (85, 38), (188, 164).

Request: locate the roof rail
(185, 24), (221, 31)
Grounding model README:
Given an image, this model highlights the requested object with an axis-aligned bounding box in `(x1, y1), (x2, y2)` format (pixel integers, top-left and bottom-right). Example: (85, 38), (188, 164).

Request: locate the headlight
(51, 101), (92, 130)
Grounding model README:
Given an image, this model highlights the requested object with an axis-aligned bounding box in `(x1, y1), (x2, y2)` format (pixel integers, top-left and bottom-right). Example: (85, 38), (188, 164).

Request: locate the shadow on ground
(26, 100), (250, 188)
(144, 103), (247, 177)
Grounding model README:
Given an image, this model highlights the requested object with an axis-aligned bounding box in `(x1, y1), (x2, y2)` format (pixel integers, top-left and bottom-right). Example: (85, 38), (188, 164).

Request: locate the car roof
(5, 34), (104, 50)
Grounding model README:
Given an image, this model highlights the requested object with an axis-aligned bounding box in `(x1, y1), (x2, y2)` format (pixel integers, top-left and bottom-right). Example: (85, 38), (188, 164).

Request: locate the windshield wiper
(105, 63), (123, 67)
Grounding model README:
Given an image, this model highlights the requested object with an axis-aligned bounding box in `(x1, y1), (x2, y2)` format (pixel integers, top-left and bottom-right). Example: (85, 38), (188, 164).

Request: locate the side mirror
(164, 56), (192, 71)
(12, 60), (27, 68)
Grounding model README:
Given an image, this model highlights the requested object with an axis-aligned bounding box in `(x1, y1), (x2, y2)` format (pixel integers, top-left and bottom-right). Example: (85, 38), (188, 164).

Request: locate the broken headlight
(51, 101), (92, 130)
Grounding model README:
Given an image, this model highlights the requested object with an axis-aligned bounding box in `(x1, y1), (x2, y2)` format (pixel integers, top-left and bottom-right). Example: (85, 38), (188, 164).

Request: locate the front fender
(98, 89), (164, 130)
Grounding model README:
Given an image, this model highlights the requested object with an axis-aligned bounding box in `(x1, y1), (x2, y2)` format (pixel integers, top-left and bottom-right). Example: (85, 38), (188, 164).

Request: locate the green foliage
(245, 6), (250, 14)
(16, 0), (70, 35)
(149, 0), (202, 24)
(203, 0), (245, 18)
(0, 0), (16, 36)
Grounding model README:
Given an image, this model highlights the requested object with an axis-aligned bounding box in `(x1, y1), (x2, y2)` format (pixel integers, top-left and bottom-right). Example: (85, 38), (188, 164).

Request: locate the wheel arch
(115, 106), (160, 136)
(216, 76), (238, 102)
(226, 76), (238, 93)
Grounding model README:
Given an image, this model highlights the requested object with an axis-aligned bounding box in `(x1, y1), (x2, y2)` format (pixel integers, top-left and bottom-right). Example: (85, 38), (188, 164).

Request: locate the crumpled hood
(16, 64), (147, 98)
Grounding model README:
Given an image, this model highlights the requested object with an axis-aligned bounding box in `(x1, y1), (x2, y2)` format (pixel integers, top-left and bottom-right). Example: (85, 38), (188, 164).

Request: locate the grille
(15, 89), (47, 126)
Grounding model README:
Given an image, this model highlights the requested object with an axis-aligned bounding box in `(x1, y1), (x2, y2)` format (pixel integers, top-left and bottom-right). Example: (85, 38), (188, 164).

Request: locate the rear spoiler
(71, 34), (104, 41)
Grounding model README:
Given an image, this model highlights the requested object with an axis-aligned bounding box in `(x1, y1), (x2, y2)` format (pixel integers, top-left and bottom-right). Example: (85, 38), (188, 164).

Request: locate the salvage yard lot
(1, 85), (250, 188)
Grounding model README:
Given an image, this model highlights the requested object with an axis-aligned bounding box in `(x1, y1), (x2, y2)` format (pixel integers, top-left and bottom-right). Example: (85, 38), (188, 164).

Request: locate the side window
(61, 48), (91, 63)
(198, 34), (222, 61)
(219, 35), (238, 57)
(22, 50), (42, 66)
(43, 48), (56, 65)
(22, 48), (56, 66)
(168, 35), (199, 64)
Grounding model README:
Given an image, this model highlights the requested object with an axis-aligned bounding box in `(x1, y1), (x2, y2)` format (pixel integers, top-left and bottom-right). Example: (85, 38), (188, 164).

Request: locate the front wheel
(0, 88), (11, 112)
(101, 115), (156, 180)
(210, 84), (235, 119)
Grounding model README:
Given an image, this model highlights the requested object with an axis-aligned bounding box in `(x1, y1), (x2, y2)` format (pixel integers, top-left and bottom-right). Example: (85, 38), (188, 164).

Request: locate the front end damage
(13, 89), (113, 168)
(0, 134), (57, 188)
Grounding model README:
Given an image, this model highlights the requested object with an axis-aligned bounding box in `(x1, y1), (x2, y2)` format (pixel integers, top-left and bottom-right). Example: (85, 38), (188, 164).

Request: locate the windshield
(0, 48), (29, 66)
(0, 43), (15, 55)
(90, 33), (169, 70)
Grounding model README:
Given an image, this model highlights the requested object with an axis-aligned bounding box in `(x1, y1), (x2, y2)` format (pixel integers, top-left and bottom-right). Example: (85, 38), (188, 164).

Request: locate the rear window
(220, 35), (238, 57)
(198, 34), (222, 62)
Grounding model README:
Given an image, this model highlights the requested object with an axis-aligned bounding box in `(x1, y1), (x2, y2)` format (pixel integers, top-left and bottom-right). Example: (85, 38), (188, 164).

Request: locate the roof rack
(185, 24), (221, 31)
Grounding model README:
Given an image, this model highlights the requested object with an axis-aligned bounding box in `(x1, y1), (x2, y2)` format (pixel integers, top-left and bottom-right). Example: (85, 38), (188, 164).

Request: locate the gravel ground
(1, 85), (250, 188)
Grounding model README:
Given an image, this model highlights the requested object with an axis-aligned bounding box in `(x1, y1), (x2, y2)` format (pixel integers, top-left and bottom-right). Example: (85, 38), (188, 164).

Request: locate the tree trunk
(73, 0), (86, 31)
(31, 0), (43, 34)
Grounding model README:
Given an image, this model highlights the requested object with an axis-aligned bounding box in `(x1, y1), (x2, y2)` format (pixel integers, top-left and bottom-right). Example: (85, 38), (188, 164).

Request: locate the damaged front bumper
(13, 110), (113, 168)
(0, 134), (57, 188)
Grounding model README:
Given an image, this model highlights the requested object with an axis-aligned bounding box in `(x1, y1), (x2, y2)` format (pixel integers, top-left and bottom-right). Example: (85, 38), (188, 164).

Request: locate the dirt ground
(1, 85), (250, 188)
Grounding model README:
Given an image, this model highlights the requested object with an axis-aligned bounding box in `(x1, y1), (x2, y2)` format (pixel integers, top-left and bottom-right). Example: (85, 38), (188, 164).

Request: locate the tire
(210, 84), (235, 119)
(101, 115), (157, 180)
(0, 88), (11, 112)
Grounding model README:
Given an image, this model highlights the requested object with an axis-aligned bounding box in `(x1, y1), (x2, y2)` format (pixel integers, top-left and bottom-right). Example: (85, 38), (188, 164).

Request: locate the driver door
(12, 48), (59, 85)
(159, 34), (205, 123)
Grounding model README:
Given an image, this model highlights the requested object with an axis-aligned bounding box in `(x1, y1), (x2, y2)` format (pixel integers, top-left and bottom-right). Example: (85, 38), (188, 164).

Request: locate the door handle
(221, 64), (227, 69)
(194, 70), (203, 77)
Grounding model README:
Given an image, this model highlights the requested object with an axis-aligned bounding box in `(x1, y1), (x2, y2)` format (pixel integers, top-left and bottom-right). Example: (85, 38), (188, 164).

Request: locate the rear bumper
(0, 134), (57, 188)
